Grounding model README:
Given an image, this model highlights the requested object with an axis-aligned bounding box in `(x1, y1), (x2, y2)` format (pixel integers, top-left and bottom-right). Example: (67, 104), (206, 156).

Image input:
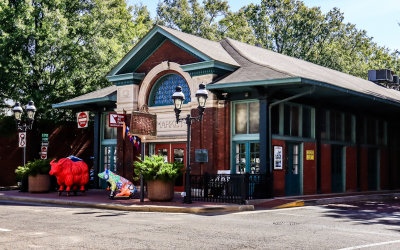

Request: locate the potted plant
(134, 155), (183, 201)
(15, 159), (52, 193)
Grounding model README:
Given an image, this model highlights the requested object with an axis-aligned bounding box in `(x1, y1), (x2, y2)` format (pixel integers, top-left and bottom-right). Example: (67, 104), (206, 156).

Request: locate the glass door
(285, 143), (300, 196)
(233, 141), (260, 174)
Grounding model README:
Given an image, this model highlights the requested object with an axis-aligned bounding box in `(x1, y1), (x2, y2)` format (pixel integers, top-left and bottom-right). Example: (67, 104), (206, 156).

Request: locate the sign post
(77, 111), (89, 128)
(19, 132), (26, 166)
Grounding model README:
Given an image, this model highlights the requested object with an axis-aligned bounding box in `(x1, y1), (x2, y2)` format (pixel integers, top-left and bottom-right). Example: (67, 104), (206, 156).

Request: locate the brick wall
(303, 142), (317, 195)
(320, 144), (331, 193)
(359, 147), (368, 191)
(272, 139), (285, 196)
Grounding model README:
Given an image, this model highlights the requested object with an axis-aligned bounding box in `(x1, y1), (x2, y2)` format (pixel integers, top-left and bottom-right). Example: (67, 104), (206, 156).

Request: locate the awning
(52, 85), (117, 109)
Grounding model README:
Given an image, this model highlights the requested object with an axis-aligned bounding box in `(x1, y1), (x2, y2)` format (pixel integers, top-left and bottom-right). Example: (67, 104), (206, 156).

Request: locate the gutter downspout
(268, 86), (316, 175)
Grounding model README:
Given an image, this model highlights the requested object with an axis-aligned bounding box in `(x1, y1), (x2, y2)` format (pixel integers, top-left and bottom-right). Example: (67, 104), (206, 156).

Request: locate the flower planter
(28, 174), (51, 193)
(147, 180), (174, 201)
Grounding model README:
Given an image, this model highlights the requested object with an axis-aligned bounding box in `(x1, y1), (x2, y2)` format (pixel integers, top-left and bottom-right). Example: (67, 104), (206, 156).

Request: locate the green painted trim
(207, 77), (303, 90)
(181, 60), (238, 72)
(300, 143), (303, 195)
(52, 95), (116, 109)
(232, 134), (260, 141)
(298, 106), (303, 138)
(106, 72), (145, 82)
(311, 108), (316, 139)
(101, 139), (117, 146)
(107, 26), (161, 76)
(279, 104), (284, 135)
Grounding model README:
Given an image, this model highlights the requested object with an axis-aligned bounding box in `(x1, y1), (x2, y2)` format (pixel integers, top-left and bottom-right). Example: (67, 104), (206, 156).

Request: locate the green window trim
(148, 73), (191, 107)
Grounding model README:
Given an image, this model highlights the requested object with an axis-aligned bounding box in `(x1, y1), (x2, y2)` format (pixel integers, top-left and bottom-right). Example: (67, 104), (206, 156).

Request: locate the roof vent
(368, 69), (393, 84)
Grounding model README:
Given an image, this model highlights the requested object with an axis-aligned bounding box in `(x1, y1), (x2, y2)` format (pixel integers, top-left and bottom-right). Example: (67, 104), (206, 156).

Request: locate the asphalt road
(0, 199), (400, 249)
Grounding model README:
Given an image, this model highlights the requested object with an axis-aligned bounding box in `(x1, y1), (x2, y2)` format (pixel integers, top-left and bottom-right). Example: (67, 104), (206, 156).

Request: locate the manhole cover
(273, 221), (299, 226)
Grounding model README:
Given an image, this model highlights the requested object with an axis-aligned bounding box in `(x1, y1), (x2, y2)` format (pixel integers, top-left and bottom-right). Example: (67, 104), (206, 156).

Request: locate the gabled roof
(107, 25), (239, 77)
(213, 38), (400, 104)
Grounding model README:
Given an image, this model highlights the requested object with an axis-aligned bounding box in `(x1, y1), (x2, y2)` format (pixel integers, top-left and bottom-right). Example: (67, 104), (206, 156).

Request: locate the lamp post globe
(26, 100), (36, 121)
(12, 102), (23, 121)
(195, 83), (208, 108)
(172, 86), (185, 110)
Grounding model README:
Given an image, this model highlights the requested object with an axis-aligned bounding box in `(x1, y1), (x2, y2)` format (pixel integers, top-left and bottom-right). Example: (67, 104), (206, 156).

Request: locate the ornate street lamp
(12, 100), (36, 166)
(172, 83), (208, 204)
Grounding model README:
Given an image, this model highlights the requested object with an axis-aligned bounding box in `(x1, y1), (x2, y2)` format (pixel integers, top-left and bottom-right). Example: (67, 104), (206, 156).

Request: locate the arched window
(149, 74), (191, 106)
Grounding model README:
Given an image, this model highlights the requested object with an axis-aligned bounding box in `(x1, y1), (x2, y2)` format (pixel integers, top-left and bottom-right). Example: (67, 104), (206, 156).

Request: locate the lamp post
(172, 83), (208, 204)
(12, 101), (36, 166)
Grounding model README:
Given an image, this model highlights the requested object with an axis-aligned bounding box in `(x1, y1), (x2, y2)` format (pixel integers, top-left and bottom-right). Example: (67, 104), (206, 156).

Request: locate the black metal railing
(190, 173), (271, 204)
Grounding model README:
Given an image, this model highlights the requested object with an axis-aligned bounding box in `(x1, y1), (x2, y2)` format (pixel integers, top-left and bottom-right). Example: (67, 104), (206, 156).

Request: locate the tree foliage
(156, 0), (399, 79)
(0, 0), (152, 121)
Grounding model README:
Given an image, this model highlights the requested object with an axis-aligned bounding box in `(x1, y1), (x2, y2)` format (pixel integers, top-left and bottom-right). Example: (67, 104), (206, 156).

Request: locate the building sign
(109, 113), (125, 128)
(130, 111), (157, 136)
(306, 150), (315, 160)
(273, 145), (283, 170)
(195, 149), (208, 163)
(18, 132), (26, 148)
(77, 111), (89, 128)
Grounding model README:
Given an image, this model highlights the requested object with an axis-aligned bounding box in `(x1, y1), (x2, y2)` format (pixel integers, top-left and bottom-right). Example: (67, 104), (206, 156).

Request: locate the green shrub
(15, 159), (51, 179)
(133, 155), (183, 182)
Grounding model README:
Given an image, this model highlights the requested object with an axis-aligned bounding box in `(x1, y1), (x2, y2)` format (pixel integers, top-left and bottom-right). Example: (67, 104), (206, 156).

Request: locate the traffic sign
(109, 113), (125, 127)
(18, 132), (26, 148)
(77, 111), (89, 128)
(41, 146), (48, 153)
(41, 152), (47, 160)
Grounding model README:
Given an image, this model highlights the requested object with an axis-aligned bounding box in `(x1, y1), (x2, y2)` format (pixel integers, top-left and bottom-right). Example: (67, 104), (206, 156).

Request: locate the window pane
(150, 74), (191, 106)
(302, 107), (311, 138)
(235, 143), (246, 173)
(174, 149), (184, 163)
(291, 106), (299, 137)
(250, 143), (260, 174)
(158, 149), (168, 162)
(320, 110), (328, 140)
(235, 103), (247, 134)
(284, 104), (290, 136)
(249, 102), (260, 134)
(104, 115), (117, 139)
(345, 114), (352, 142)
(271, 105), (280, 134)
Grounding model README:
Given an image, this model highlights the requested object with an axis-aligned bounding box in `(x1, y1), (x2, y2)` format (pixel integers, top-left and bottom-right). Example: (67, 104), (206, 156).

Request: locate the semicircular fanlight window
(149, 74), (191, 106)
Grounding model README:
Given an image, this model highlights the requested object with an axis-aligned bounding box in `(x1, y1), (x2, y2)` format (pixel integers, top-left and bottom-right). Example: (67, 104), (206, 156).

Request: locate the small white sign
(18, 132), (26, 148)
(77, 111), (89, 128)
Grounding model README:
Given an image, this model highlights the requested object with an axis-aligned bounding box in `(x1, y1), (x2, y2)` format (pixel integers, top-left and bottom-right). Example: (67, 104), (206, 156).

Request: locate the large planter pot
(147, 180), (174, 201)
(28, 174), (51, 193)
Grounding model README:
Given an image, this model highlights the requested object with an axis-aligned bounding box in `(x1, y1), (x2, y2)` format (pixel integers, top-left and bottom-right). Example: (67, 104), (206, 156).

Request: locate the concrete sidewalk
(1, 189), (399, 213)
(249, 190), (400, 209)
(0, 189), (253, 214)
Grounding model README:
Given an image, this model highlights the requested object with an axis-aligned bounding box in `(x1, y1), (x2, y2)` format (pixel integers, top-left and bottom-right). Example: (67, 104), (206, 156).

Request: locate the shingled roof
(214, 38), (400, 104)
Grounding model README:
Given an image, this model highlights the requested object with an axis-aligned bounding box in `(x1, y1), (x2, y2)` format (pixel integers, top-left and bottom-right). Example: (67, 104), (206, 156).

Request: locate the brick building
(54, 25), (400, 197)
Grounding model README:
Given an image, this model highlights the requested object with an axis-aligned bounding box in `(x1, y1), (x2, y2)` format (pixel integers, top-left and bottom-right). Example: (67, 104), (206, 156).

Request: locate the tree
(156, 0), (256, 43)
(243, 0), (398, 79)
(0, 0), (152, 121)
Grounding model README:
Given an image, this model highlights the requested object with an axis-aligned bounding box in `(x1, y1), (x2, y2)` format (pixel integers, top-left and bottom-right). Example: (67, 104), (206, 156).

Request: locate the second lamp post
(172, 83), (208, 204)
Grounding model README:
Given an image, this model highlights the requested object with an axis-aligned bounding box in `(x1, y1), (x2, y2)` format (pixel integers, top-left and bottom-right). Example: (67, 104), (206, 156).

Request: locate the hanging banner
(77, 111), (89, 128)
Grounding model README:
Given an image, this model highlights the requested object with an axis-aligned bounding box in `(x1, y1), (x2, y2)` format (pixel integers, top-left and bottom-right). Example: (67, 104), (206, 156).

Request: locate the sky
(130, 0), (400, 52)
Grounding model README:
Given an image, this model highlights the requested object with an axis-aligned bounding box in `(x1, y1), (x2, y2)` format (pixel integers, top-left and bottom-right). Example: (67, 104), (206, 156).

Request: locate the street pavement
(1, 198), (400, 249)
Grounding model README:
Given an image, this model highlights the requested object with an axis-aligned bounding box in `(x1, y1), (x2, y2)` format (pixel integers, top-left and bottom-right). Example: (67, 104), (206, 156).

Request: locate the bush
(133, 155), (183, 182)
(15, 159), (51, 179)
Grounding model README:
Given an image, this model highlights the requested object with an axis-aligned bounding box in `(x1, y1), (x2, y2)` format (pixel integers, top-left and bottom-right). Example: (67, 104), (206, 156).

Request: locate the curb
(273, 200), (305, 209)
(0, 195), (254, 214)
(303, 193), (400, 206)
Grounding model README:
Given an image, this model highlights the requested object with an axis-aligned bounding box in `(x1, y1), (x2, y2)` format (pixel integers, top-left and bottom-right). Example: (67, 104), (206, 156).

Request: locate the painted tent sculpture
(98, 169), (137, 199)
(49, 156), (89, 196)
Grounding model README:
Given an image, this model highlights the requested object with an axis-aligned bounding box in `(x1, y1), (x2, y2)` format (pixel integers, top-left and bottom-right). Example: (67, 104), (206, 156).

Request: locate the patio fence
(190, 173), (272, 204)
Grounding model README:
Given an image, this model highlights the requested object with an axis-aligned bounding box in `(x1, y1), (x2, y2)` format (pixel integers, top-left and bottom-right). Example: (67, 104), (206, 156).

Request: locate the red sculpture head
(49, 158), (67, 176)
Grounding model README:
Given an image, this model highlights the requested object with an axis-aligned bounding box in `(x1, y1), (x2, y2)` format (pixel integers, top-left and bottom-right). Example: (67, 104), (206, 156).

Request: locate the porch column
(93, 110), (101, 188)
(259, 96), (269, 174)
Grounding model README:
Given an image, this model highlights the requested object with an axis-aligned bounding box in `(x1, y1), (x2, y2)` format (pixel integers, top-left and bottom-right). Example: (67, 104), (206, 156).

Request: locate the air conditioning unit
(368, 69), (393, 83)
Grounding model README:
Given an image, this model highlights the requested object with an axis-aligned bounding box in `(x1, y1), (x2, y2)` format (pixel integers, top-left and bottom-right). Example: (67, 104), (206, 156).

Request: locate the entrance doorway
(155, 143), (186, 191)
(285, 143), (301, 196)
(331, 145), (345, 193)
